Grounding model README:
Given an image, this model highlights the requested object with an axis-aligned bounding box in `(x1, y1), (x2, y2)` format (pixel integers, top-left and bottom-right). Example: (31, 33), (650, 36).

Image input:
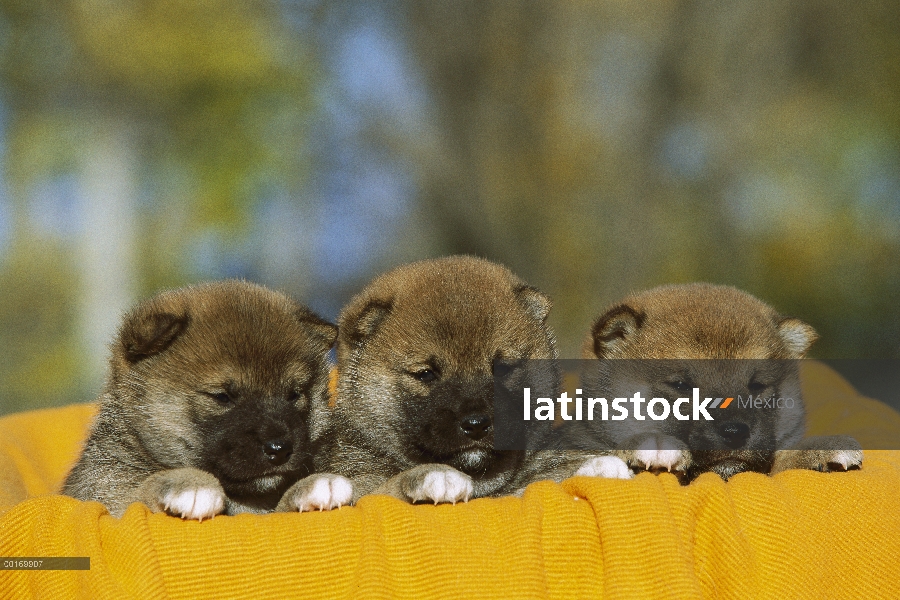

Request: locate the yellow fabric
(1, 362), (899, 599)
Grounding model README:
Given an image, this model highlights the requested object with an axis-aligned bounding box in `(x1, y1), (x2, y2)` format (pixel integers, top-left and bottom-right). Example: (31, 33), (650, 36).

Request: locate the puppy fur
(580, 283), (862, 481)
(62, 280), (350, 518)
(318, 256), (589, 504)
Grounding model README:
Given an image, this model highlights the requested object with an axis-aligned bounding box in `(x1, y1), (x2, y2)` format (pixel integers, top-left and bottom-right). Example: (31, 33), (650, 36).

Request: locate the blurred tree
(391, 0), (900, 358)
(1, 0), (899, 417)
(0, 0), (316, 412)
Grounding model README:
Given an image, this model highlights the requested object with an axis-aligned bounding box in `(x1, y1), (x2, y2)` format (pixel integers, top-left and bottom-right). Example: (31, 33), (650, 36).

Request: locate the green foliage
(397, 0), (900, 358)
(1, 0), (313, 222)
(0, 0), (898, 417)
(0, 0), (317, 414)
(0, 235), (82, 412)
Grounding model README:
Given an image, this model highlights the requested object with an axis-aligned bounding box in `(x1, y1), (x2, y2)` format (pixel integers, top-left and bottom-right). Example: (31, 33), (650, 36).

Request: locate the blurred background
(0, 0), (898, 416)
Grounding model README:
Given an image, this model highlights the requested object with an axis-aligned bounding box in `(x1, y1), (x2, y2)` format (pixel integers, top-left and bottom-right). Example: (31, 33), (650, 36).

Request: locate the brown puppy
(580, 283), (862, 481)
(63, 280), (351, 518)
(317, 256), (588, 504)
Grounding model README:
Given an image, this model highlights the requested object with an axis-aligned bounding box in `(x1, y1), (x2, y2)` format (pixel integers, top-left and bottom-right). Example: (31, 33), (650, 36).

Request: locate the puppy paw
(138, 468), (226, 521)
(620, 435), (691, 476)
(815, 449), (863, 472)
(574, 455), (634, 480)
(401, 464), (474, 505)
(162, 486), (225, 521)
(277, 474), (354, 512)
(772, 436), (863, 474)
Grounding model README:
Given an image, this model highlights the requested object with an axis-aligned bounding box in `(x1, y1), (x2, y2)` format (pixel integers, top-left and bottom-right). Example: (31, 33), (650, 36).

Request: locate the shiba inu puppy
(580, 283), (862, 481)
(63, 280), (351, 518)
(318, 256), (593, 504)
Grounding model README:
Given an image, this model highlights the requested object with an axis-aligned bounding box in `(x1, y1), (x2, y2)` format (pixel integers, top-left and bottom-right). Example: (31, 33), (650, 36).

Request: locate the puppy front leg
(376, 464), (474, 505)
(616, 434), (692, 481)
(574, 454), (634, 479)
(133, 467), (226, 520)
(515, 450), (634, 483)
(771, 435), (863, 474)
(276, 473), (354, 512)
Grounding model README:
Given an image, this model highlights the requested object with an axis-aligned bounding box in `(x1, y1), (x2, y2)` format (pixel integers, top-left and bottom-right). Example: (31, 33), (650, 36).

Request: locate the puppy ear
(341, 299), (393, 343)
(589, 304), (644, 358)
(296, 309), (338, 350)
(120, 310), (188, 363)
(515, 285), (552, 323)
(777, 317), (818, 358)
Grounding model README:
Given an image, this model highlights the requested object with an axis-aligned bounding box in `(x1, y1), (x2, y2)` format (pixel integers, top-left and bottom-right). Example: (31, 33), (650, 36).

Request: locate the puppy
(63, 280), (352, 518)
(579, 283), (862, 481)
(317, 256), (591, 504)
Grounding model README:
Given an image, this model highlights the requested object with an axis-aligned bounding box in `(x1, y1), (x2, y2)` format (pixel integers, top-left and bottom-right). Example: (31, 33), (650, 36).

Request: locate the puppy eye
(493, 359), (524, 378)
(287, 390), (305, 403)
(748, 381), (768, 393)
(666, 378), (693, 394)
(412, 368), (437, 383)
(207, 391), (233, 405)
(493, 363), (513, 378)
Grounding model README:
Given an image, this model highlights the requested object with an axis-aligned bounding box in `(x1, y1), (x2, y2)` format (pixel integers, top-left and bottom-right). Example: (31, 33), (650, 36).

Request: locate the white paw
(575, 455), (634, 480)
(290, 475), (354, 512)
(633, 448), (686, 471)
(826, 450), (863, 470)
(161, 486), (225, 521)
(410, 470), (474, 505)
(632, 436), (689, 472)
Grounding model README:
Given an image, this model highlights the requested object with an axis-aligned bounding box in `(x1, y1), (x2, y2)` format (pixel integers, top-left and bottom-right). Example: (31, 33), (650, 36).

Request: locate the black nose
(717, 421), (750, 449)
(460, 414), (492, 440)
(262, 439), (293, 465)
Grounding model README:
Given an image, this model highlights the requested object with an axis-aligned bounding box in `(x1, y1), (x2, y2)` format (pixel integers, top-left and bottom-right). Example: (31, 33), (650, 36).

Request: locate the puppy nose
(262, 439), (293, 465)
(460, 414), (492, 440)
(717, 421), (750, 449)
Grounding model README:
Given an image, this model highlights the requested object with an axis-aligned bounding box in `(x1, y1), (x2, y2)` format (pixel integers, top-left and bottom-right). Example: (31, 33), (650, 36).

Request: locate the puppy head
(337, 256), (556, 479)
(109, 280), (336, 499)
(583, 283), (817, 361)
(582, 283), (812, 478)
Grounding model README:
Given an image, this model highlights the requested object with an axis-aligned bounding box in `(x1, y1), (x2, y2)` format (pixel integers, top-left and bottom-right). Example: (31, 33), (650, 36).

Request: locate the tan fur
(581, 283), (862, 480)
(62, 280), (340, 518)
(319, 256), (587, 503)
(583, 284), (817, 360)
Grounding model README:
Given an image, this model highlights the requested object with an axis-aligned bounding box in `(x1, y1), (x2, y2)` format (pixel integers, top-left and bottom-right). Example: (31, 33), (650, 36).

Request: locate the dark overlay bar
(0, 557), (90, 570)
(493, 359), (900, 450)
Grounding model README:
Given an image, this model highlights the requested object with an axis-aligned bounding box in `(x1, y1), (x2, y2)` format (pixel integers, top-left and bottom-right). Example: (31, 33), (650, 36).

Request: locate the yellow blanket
(1, 362), (899, 599)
